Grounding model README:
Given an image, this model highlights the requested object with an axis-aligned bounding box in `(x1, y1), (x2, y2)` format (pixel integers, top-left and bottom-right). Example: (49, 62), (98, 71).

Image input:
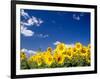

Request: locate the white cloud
(21, 16), (43, 27)
(53, 41), (74, 47)
(21, 25), (34, 37)
(28, 50), (36, 54)
(32, 16), (38, 25)
(43, 35), (49, 38)
(21, 48), (27, 52)
(39, 18), (43, 24)
(73, 14), (80, 21)
(37, 34), (49, 38)
(21, 48), (37, 54)
(21, 25), (49, 38)
(53, 41), (61, 45)
(20, 9), (44, 37)
(65, 44), (75, 48)
(21, 9), (30, 19)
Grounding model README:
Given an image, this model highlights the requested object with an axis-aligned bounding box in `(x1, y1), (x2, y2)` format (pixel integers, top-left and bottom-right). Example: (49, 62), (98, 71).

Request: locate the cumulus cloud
(53, 41), (74, 47)
(21, 48), (27, 53)
(53, 41), (61, 45)
(21, 48), (36, 54)
(21, 25), (34, 37)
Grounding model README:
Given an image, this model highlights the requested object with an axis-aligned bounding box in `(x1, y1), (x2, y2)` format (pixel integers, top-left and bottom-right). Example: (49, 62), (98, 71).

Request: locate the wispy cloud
(21, 25), (34, 37)
(37, 34), (49, 38)
(73, 13), (84, 21)
(21, 16), (43, 27)
(21, 9), (30, 19)
(20, 9), (44, 37)
(21, 10), (43, 27)
(32, 16), (43, 27)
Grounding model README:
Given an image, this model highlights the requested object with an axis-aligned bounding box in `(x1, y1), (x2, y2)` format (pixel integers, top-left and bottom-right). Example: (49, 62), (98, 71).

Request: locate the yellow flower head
(28, 55), (35, 64)
(75, 42), (82, 51)
(73, 47), (77, 53)
(66, 47), (73, 59)
(44, 54), (54, 66)
(54, 52), (65, 65)
(80, 46), (88, 57)
(86, 47), (91, 60)
(56, 43), (66, 54)
(31, 53), (43, 66)
(20, 52), (26, 60)
(43, 51), (51, 57)
(47, 47), (52, 52)
(72, 47), (78, 56)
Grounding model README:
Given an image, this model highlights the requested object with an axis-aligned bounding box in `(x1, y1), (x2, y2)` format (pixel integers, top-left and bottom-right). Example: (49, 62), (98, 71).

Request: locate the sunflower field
(20, 42), (91, 69)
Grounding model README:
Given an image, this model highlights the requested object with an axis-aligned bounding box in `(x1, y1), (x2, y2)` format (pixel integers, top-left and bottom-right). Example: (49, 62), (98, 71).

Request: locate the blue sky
(20, 9), (90, 52)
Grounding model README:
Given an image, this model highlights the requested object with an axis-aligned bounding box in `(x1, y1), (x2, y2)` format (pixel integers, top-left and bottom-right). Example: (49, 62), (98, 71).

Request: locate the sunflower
(20, 52), (26, 60)
(54, 52), (65, 65)
(47, 47), (52, 53)
(66, 47), (73, 59)
(72, 47), (76, 52)
(62, 49), (68, 58)
(75, 42), (82, 51)
(43, 51), (51, 57)
(86, 47), (91, 63)
(86, 47), (90, 57)
(28, 55), (35, 64)
(33, 54), (43, 66)
(30, 55), (35, 62)
(80, 46), (88, 57)
(56, 43), (66, 54)
(44, 54), (54, 66)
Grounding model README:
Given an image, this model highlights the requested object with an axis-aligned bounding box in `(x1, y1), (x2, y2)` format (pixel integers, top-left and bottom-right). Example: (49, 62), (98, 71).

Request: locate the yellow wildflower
(66, 47), (73, 59)
(80, 46), (88, 57)
(75, 42), (82, 51)
(20, 52), (26, 60)
(32, 53), (43, 66)
(44, 54), (54, 66)
(56, 43), (66, 54)
(54, 52), (65, 65)
(47, 47), (52, 52)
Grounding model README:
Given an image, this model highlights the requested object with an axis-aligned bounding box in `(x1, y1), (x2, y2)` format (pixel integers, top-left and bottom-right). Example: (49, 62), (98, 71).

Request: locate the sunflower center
(67, 52), (71, 56)
(58, 56), (61, 61)
(73, 48), (76, 52)
(77, 44), (80, 48)
(48, 48), (52, 52)
(81, 49), (86, 53)
(48, 58), (52, 61)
